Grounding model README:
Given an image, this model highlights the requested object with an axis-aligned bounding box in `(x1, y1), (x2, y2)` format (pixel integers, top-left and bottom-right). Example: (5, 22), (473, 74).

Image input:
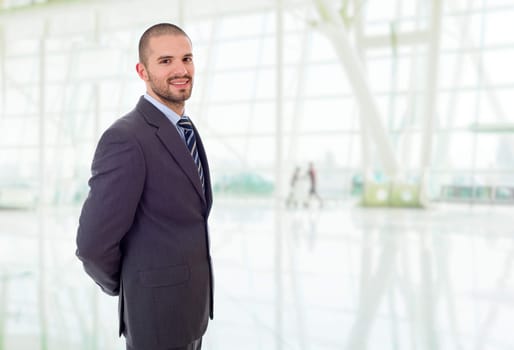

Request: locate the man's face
(137, 34), (194, 113)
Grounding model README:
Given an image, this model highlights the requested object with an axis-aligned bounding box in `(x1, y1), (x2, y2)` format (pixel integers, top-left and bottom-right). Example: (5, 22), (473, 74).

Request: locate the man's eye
(160, 59), (170, 64)
(184, 57), (193, 63)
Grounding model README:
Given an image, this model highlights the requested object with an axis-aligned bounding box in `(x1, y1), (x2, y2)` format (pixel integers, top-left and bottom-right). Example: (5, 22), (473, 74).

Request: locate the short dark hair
(138, 23), (191, 65)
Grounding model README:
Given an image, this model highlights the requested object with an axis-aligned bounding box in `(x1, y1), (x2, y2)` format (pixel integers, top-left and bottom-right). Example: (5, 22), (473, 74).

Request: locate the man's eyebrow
(157, 55), (173, 61)
(156, 53), (193, 60)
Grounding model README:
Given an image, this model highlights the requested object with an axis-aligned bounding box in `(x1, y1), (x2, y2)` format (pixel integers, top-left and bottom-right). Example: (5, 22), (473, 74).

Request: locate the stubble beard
(148, 73), (193, 110)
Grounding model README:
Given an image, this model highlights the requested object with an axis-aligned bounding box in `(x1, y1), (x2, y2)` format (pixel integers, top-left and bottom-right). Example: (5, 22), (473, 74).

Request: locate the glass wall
(2, 0), (513, 208)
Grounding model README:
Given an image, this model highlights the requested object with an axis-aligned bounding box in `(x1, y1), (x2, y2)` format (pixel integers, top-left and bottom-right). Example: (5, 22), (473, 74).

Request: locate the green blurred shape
(390, 183), (422, 207)
(495, 186), (514, 201)
(445, 185), (473, 199)
(351, 174), (364, 195)
(475, 186), (493, 200)
(213, 172), (274, 196)
(361, 181), (423, 208)
(469, 122), (514, 133)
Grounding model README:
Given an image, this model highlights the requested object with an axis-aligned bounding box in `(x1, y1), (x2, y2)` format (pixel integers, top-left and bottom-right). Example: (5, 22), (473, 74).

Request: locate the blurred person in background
(305, 162), (323, 208)
(286, 166), (302, 208)
(76, 23), (213, 350)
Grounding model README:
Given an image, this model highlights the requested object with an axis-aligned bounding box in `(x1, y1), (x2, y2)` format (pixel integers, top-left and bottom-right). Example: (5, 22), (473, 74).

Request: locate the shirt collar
(143, 93), (185, 126)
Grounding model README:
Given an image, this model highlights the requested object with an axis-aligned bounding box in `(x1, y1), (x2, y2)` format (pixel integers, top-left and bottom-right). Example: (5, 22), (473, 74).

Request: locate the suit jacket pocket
(138, 264), (190, 287)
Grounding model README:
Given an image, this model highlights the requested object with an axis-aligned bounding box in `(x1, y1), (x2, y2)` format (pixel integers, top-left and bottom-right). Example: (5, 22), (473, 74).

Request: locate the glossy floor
(0, 199), (513, 349)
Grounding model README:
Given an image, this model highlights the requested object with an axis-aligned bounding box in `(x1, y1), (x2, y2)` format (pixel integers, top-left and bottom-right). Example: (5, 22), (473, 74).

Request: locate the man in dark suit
(76, 23), (213, 350)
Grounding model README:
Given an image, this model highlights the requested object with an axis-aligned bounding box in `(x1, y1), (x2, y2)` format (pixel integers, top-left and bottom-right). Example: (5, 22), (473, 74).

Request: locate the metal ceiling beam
(314, 0), (400, 178)
(362, 30), (430, 48)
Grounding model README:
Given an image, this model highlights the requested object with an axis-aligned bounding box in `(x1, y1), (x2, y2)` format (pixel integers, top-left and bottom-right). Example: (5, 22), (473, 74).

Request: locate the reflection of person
(306, 162), (323, 208)
(76, 23), (213, 350)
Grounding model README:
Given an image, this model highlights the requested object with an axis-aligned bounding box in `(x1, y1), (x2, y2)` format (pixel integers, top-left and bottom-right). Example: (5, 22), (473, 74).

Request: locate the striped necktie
(177, 116), (205, 189)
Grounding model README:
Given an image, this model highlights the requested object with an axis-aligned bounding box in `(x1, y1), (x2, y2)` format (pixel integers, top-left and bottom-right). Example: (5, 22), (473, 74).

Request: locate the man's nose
(173, 62), (188, 76)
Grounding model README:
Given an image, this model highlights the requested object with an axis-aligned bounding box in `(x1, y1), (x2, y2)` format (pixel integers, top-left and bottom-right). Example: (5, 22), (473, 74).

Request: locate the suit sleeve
(76, 127), (145, 296)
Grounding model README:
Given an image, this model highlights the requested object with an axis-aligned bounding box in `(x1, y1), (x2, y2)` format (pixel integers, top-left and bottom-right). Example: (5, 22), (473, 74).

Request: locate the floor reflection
(0, 200), (513, 349)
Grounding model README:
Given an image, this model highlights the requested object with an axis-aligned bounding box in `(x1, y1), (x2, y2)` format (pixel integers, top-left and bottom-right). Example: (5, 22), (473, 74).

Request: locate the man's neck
(166, 102), (185, 116)
(147, 92), (185, 116)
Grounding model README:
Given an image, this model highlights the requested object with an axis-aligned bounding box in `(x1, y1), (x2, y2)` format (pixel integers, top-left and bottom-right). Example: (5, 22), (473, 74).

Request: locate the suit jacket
(76, 96), (214, 349)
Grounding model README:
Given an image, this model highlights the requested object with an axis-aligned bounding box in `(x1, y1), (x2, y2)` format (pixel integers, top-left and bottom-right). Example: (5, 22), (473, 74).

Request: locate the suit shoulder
(113, 109), (146, 132)
(101, 110), (146, 142)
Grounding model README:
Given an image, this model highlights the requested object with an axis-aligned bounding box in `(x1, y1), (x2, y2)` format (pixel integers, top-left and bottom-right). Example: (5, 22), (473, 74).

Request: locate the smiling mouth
(171, 80), (189, 86)
(169, 77), (191, 87)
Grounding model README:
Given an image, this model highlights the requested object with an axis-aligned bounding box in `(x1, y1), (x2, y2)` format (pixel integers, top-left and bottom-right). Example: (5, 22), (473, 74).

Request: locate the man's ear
(136, 62), (148, 81)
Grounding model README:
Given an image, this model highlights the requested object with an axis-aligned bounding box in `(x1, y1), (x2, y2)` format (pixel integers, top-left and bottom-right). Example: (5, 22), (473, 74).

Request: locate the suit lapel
(193, 123), (213, 214)
(136, 97), (206, 204)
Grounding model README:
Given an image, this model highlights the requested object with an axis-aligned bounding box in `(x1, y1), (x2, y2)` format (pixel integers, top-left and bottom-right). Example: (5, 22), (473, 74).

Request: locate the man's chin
(177, 92), (192, 101)
(156, 93), (192, 105)
(169, 89), (192, 100)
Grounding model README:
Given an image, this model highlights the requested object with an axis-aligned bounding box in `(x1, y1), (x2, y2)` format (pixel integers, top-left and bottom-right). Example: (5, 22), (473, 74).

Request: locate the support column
(419, 0), (442, 193)
(37, 19), (49, 350)
(288, 23), (310, 167)
(353, 0), (371, 178)
(274, 0), (284, 349)
(0, 24), (5, 119)
(0, 273), (6, 350)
